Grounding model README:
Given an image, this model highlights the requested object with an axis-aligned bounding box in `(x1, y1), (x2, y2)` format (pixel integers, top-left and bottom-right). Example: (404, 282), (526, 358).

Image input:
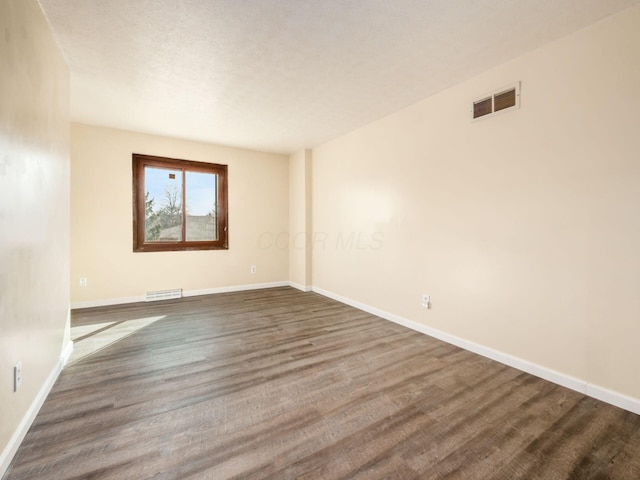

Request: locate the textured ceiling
(39, 0), (639, 154)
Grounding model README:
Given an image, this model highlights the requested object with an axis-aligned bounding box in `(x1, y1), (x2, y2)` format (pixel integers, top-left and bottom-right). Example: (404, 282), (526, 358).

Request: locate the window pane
(144, 167), (183, 242)
(186, 171), (217, 241)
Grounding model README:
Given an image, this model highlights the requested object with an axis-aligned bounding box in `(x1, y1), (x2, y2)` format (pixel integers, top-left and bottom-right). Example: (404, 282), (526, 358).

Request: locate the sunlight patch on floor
(70, 322), (116, 341)
(68, 316), (165, 365)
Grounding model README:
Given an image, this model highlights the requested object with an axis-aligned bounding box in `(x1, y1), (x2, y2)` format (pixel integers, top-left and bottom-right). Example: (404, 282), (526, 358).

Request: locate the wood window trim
(132, 153), (228, 252)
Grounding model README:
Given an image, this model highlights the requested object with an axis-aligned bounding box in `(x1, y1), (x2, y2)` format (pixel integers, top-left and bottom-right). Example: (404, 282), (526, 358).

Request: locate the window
(132, 154), (228, 252)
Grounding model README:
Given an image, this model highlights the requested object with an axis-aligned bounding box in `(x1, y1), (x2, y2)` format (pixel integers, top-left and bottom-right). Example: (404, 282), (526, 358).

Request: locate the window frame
(132, 153), (228, 252)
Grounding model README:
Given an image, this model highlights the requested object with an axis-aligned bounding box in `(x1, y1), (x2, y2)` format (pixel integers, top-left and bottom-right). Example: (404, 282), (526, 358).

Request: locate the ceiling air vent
(472, 82), (520, 121)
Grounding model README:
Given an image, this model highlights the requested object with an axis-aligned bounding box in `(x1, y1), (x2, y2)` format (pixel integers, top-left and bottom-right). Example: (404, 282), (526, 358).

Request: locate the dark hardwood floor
(4, 287), (640, 479)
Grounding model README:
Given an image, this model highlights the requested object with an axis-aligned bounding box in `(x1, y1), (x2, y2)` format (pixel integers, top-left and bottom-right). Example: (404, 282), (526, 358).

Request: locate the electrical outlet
(14, 361), (22, 392)
(79, 276), (88, 287)
(250, 265), (257, 274)
(421, 294), (431, 309)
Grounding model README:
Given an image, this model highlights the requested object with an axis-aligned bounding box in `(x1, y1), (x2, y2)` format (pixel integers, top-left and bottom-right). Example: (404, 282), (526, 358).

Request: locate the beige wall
(312, 6), (640, 400)
(0, 0), (70, 469)
(289, 149), (312, 289)
(70, 124), (288, 304)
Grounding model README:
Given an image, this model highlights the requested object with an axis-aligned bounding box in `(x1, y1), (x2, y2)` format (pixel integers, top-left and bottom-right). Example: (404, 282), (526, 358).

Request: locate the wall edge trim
(71, 295), (145, 310)
(311, 286), (640, 416)
(586, 384), (640, 415)
(0, 352), (65, 478)
(289, 281), (312, 292)
(183, 282), (289, 297)
(61, 340), (74, 367)
(70, 282), (290, 309)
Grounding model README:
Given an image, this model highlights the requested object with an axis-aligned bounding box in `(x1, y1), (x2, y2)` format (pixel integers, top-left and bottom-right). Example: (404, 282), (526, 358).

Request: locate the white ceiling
(39, 0), (638, 154)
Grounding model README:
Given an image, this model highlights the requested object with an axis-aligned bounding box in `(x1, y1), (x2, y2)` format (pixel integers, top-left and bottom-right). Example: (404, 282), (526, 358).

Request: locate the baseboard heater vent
(146, 289), (182, 302)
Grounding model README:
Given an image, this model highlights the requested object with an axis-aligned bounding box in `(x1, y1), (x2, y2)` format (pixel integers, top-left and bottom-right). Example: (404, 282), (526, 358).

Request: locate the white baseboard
(183, 281), (289, 297)
(71, 295), (145, 309)
(70, 282), (290, 309)
(61, 340), (74, 367)
(0, 348), (67, 479)
(288, 281), (312, 292)
(586, 384), (640, 415)
(311, 286), (640, 416)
